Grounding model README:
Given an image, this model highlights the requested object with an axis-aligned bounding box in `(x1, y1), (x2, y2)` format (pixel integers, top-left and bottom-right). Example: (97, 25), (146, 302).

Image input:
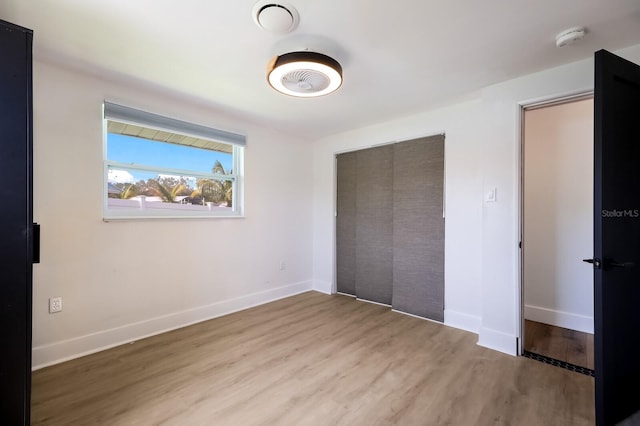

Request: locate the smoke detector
(267, 51), (343, 97)
(555, 26), (586, 48)
(252, 1), (300, 34)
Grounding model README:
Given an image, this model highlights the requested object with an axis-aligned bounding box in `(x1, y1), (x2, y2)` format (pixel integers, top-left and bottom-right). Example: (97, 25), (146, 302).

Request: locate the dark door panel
(0, 19), (33, 424)
(593, 49), (640, 426)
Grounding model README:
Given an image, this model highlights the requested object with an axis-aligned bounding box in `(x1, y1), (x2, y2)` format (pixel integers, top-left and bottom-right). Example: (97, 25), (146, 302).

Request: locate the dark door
(0, 19), (34, 424)
(593, 49), (640, 425)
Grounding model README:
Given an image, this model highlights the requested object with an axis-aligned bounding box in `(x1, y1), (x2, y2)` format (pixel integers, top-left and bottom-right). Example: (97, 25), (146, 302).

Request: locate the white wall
(312, 100), (486, 334)
(523, 99), (594, 333)
(33, 44), (640, 367)
(312, 44), (640, 355)
(32, 58), (315, 368)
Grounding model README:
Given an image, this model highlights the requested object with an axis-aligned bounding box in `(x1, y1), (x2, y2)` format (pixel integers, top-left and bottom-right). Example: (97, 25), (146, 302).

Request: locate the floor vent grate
(523, 350), (594, 377)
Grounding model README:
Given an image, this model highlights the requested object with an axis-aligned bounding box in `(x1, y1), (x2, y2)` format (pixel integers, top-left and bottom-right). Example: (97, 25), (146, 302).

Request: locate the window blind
(104, 102), (246, 147)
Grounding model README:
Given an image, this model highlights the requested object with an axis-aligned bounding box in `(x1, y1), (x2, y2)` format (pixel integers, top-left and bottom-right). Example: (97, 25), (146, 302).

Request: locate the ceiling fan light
(267, 51), (343, 97)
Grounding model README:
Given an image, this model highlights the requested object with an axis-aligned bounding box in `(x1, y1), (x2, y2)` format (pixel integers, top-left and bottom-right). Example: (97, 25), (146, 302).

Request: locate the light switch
(485, 187), (497, 203)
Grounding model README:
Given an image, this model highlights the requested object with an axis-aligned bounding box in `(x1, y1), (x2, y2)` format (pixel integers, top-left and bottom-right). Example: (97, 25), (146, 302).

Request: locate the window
(103, 102), (245, 219)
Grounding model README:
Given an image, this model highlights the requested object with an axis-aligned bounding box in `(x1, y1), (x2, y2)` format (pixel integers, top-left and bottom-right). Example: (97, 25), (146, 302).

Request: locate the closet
(336, 134), (445, 321)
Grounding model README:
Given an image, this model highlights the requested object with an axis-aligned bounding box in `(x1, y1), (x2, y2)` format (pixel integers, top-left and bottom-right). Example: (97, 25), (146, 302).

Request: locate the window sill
(103, 213), (245, 221)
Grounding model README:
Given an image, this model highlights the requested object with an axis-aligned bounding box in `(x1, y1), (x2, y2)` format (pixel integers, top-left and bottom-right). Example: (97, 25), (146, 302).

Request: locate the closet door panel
(392, 136), (445, 320)
(355, 145), (393, 305)
(336, 152), (357, 295)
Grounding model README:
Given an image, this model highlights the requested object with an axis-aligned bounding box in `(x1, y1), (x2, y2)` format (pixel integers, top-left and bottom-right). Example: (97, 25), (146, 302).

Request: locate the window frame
(102, 102), (245, 220)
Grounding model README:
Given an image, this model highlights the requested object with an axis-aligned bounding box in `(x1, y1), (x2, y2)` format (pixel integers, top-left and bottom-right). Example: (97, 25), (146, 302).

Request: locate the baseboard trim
(312, 280), (333, 295)
(524, 305), (593, 334)
(444, 309), (481, 334)
(32, 281), (313, 370)
(478, 327), (517, 356)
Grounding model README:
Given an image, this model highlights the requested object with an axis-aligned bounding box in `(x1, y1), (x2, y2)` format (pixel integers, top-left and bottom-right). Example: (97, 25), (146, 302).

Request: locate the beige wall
(523, 99), (594, 333)
(32, 58), (315, 368)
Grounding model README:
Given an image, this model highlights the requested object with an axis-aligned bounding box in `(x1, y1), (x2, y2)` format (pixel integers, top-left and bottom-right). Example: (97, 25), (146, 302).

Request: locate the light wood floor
(524, 320), (594, 370)
(32, 292), (594, 425)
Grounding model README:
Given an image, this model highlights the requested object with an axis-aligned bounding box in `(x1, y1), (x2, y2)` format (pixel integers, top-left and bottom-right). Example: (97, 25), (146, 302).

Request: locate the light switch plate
(485, 187), (497, 203)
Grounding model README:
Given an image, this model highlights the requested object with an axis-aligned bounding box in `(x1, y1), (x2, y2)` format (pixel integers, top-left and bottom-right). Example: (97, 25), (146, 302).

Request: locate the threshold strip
(523, 350), (594, 377)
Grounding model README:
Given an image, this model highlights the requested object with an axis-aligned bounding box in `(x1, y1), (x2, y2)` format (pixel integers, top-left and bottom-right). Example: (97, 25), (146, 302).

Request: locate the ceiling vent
(267, 51), (343, 97)
(252, 1), (300, 34)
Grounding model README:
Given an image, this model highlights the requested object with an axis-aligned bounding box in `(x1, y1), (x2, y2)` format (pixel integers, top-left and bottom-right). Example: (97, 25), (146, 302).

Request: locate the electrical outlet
(279, 261), (285, 270)
(49, 297), (63, 313)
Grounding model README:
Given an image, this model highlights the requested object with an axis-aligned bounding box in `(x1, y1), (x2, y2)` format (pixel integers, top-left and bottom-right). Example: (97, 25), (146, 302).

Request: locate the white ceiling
(3, 0), (640, 140)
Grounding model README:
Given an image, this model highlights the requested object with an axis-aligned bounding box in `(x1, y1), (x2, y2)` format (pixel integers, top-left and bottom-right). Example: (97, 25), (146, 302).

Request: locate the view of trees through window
(108, 160), (233, 207)
(105, 124), (241, 217)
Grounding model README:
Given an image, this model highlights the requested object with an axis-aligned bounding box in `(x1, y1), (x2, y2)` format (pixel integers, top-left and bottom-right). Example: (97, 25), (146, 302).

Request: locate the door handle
(583, 258), (635, 269)
(583, 258), (601, 269)
(33, 223), (40, 264)
(605, 258), (635, 269)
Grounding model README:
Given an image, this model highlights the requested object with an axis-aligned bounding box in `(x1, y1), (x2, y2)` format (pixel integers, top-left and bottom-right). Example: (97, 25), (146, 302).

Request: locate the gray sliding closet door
(355, 145), (394, 305)
(392, 135), (445, 320)
(336, 151), (357, 295)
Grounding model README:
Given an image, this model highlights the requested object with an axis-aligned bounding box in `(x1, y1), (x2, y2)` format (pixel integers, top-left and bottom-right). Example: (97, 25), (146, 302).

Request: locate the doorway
(521, 96), (594, 372)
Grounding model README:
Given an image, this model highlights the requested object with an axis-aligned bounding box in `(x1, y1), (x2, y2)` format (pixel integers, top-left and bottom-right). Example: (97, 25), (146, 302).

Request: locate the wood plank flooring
(524, 320), (594, 370)
(32, 292), (594, 425)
